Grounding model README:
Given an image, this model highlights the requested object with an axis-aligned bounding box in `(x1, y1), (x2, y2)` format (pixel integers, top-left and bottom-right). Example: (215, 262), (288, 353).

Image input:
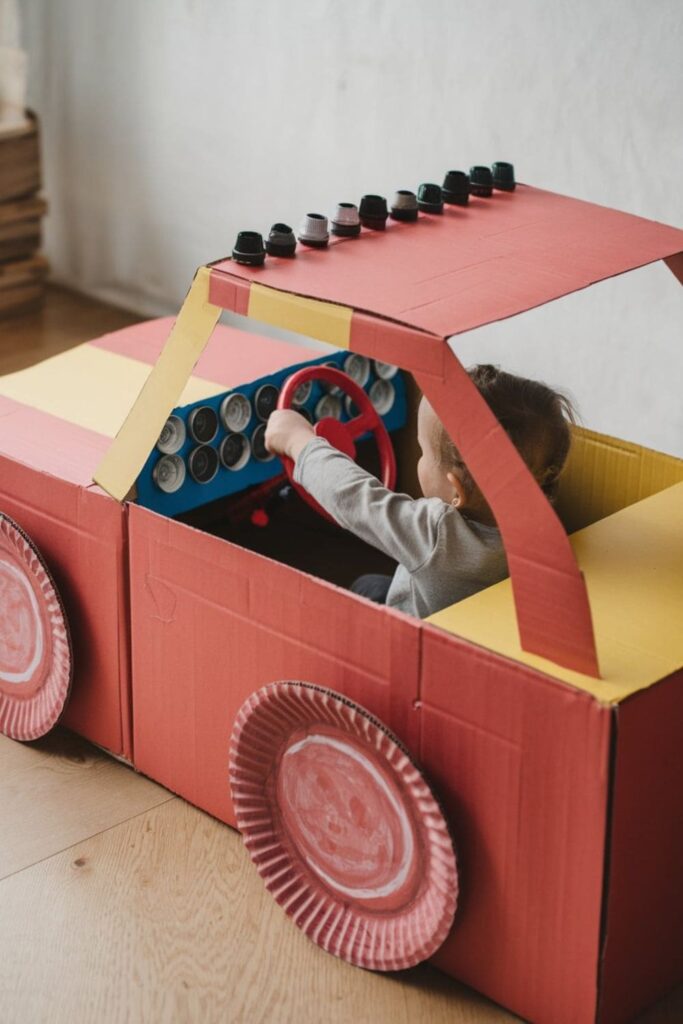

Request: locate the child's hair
(438, 364), (576, 502)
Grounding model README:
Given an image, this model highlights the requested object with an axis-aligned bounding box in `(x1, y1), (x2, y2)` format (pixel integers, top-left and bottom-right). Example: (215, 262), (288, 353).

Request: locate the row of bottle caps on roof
(151, 354), (400, 495)
(232, 162), (516, 265)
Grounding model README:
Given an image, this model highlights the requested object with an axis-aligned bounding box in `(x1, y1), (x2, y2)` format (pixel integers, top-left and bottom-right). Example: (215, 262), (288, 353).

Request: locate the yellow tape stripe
(0, 344), (225, 440)
(94, 266), (222, 499)
(247, 282), (352, 349)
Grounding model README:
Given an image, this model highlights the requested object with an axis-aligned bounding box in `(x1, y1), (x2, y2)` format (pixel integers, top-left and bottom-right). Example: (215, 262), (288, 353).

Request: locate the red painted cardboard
(210, 186), (683, 338)
(0, 451), (130, 756)
(419, 623), (611, 1024)
(91, 315), (316, 386)
(128, 503), (421, 826)
(598, 668), (683, 1023)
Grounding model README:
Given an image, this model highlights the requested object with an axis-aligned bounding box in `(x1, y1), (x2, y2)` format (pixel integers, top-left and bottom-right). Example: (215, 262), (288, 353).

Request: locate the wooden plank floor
(1, 287), (683, 1023)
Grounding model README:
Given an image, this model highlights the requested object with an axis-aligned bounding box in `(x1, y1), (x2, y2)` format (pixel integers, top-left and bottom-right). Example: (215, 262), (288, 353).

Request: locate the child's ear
(446, 471), (467, 509)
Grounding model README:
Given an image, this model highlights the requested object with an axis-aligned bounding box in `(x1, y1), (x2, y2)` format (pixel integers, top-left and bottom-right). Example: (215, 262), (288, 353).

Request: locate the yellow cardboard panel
(93, 267), (222, 500)
(428, 482), (683, 704)
(557, 426), (683, 533)
(248, 283), (352, 349)
(0, 344), (224, 440)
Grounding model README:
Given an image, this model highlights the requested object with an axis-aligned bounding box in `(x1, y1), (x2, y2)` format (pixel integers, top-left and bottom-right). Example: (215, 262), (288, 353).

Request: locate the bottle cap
(369, 379), (395, 416)
(315, 394), (342, 421)
(219, 432), (251, 471)
(343, 353), (371, 388)
(297, 213), (329, 248)
(156, 415), (186, 455)
(220, 392), (252, 433)
(188, 445), (219, 484)
(390, 190), (419, 222)
(373, 360), (398, 380)
(251, 423), (274, 462)
(331, 203), (361, 237)
(359, 194), (388, 230)
(291, 379), (313, 407)
(469, 166), (494, 197)
(232, 231), (266, 266)
(442, 170), (470, 206)
(254, 384), (280, 421)
(188, 405), (219, 444)
(152, 454), (186, 494)
(266, 223), (297, 257)
(491, 161), (516, 191)
(417, 183), (444, 214)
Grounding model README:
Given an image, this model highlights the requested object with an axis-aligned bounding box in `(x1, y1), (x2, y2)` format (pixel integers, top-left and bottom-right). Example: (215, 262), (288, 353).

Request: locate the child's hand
(265, 410), (315, 462)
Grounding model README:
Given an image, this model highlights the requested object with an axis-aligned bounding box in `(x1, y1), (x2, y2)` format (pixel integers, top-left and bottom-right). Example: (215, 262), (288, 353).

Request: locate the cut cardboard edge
(93, 267), (222, 501)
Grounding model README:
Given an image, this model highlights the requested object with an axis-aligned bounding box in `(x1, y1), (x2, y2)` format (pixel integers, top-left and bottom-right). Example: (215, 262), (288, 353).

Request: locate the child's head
(417, 364), (575, 521)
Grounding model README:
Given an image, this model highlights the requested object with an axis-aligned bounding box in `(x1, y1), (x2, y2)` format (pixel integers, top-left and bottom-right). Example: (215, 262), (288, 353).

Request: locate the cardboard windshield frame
(93, 204), (683, 678)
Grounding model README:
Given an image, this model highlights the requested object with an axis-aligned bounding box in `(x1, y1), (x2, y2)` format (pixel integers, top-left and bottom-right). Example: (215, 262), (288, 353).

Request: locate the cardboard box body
(2, 185), (683, 1024)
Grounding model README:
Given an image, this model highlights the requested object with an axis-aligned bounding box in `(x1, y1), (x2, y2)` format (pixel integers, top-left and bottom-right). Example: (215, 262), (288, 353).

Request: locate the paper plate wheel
(0, 513), (73, 741)
(229, 682), (458, 970)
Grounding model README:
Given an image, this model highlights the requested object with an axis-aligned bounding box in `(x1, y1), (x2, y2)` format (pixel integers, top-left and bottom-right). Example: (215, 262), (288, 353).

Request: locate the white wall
(19, 0), (683, 454)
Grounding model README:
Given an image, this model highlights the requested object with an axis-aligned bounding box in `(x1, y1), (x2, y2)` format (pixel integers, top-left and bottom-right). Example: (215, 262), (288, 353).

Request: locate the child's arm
(266, 411), (446, 571)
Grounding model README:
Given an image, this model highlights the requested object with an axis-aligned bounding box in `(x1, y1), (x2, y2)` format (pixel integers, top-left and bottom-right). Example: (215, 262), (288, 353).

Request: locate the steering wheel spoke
(346, 411), (375, 440)
(277, 364), (397, 521)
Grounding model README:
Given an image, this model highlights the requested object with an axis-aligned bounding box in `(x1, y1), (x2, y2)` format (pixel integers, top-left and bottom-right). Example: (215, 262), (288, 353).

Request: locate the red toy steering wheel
(278, 365), (397, 523)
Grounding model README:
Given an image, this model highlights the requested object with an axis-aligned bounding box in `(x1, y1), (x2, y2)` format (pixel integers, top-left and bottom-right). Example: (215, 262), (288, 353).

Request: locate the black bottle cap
(188, 405), (219, 445)
(188, 445), (219, 484)
(331, 203), (361, 237)
(390, 190), (419, 222)
(442, 170), (470, 206)
(492, 162), (516, 191)
(469, 166), (494, 198)
(417, 183), (444, 214)
(232, 231), (266, 266)
(359, 194), (388, 230)
(266, 223), (297, 257)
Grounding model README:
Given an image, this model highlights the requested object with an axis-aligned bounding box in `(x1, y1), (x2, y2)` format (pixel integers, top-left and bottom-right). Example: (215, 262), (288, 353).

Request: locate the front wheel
(0, 513), (73, 741)
(229, 681), (458, 971)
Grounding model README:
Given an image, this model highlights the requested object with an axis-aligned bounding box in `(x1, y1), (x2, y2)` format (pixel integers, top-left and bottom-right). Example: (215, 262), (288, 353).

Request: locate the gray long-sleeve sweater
(294, 438), (508, 618)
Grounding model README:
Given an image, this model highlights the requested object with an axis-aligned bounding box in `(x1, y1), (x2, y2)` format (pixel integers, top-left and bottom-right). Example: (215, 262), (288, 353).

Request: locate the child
(265, 364), (574, 619)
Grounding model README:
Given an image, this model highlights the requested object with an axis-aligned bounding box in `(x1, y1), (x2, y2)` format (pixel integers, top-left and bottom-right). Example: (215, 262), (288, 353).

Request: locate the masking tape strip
(247, 282), (353, 349)
(0, 345), (226, 440)
(93, 266), (222, 500)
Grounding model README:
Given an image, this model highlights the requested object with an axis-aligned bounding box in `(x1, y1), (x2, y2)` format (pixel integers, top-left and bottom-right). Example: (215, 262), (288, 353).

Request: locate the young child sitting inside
(265, 364), (574, 619)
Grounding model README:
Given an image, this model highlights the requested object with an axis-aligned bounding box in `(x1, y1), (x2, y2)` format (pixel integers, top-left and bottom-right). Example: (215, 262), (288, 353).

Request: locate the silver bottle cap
(373, 360), (398, 380)
(219, 432), (251, 471)
(369, 379), (395, 416)
(187, 445), (219, 484)
(292, 380), (313, 407)
(343, 353), (370, 388)
(152, 454), (186, 494)
(156, 415), (186, 455)
(188, 405), (219, 444)
(298, 213), (329, 247)
(254, 384), (280, 421)
(220, 392), (252, 433)
(315, 394), (342, 421)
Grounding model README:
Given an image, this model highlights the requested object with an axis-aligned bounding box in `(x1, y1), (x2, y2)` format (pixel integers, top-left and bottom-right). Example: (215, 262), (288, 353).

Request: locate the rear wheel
(0, 513), (73, 740)
(229, 681), (458, 970)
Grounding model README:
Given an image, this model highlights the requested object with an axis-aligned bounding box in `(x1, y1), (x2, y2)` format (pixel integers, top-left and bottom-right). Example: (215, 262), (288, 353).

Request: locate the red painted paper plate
(0, 513), (73, 741)
(229, 682), (458, 970)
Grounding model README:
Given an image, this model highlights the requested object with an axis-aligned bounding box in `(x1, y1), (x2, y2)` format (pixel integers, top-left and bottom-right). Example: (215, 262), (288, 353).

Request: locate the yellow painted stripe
(94, 267), (222, 499)
(0, 344), (224, 440)
(248, 282), (352, 349)
(428, 482), (683, 704)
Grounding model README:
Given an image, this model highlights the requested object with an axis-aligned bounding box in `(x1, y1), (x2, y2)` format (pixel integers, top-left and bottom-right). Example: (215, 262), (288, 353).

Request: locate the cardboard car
(1, 180), (682, 1024)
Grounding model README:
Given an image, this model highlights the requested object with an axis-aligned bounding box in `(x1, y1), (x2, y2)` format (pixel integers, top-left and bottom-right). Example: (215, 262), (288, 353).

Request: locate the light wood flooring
(1, 287), (683, 1023)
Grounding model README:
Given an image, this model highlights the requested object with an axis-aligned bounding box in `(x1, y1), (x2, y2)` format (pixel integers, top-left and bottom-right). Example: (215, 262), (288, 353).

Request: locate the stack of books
(0, 112), (48, 318)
